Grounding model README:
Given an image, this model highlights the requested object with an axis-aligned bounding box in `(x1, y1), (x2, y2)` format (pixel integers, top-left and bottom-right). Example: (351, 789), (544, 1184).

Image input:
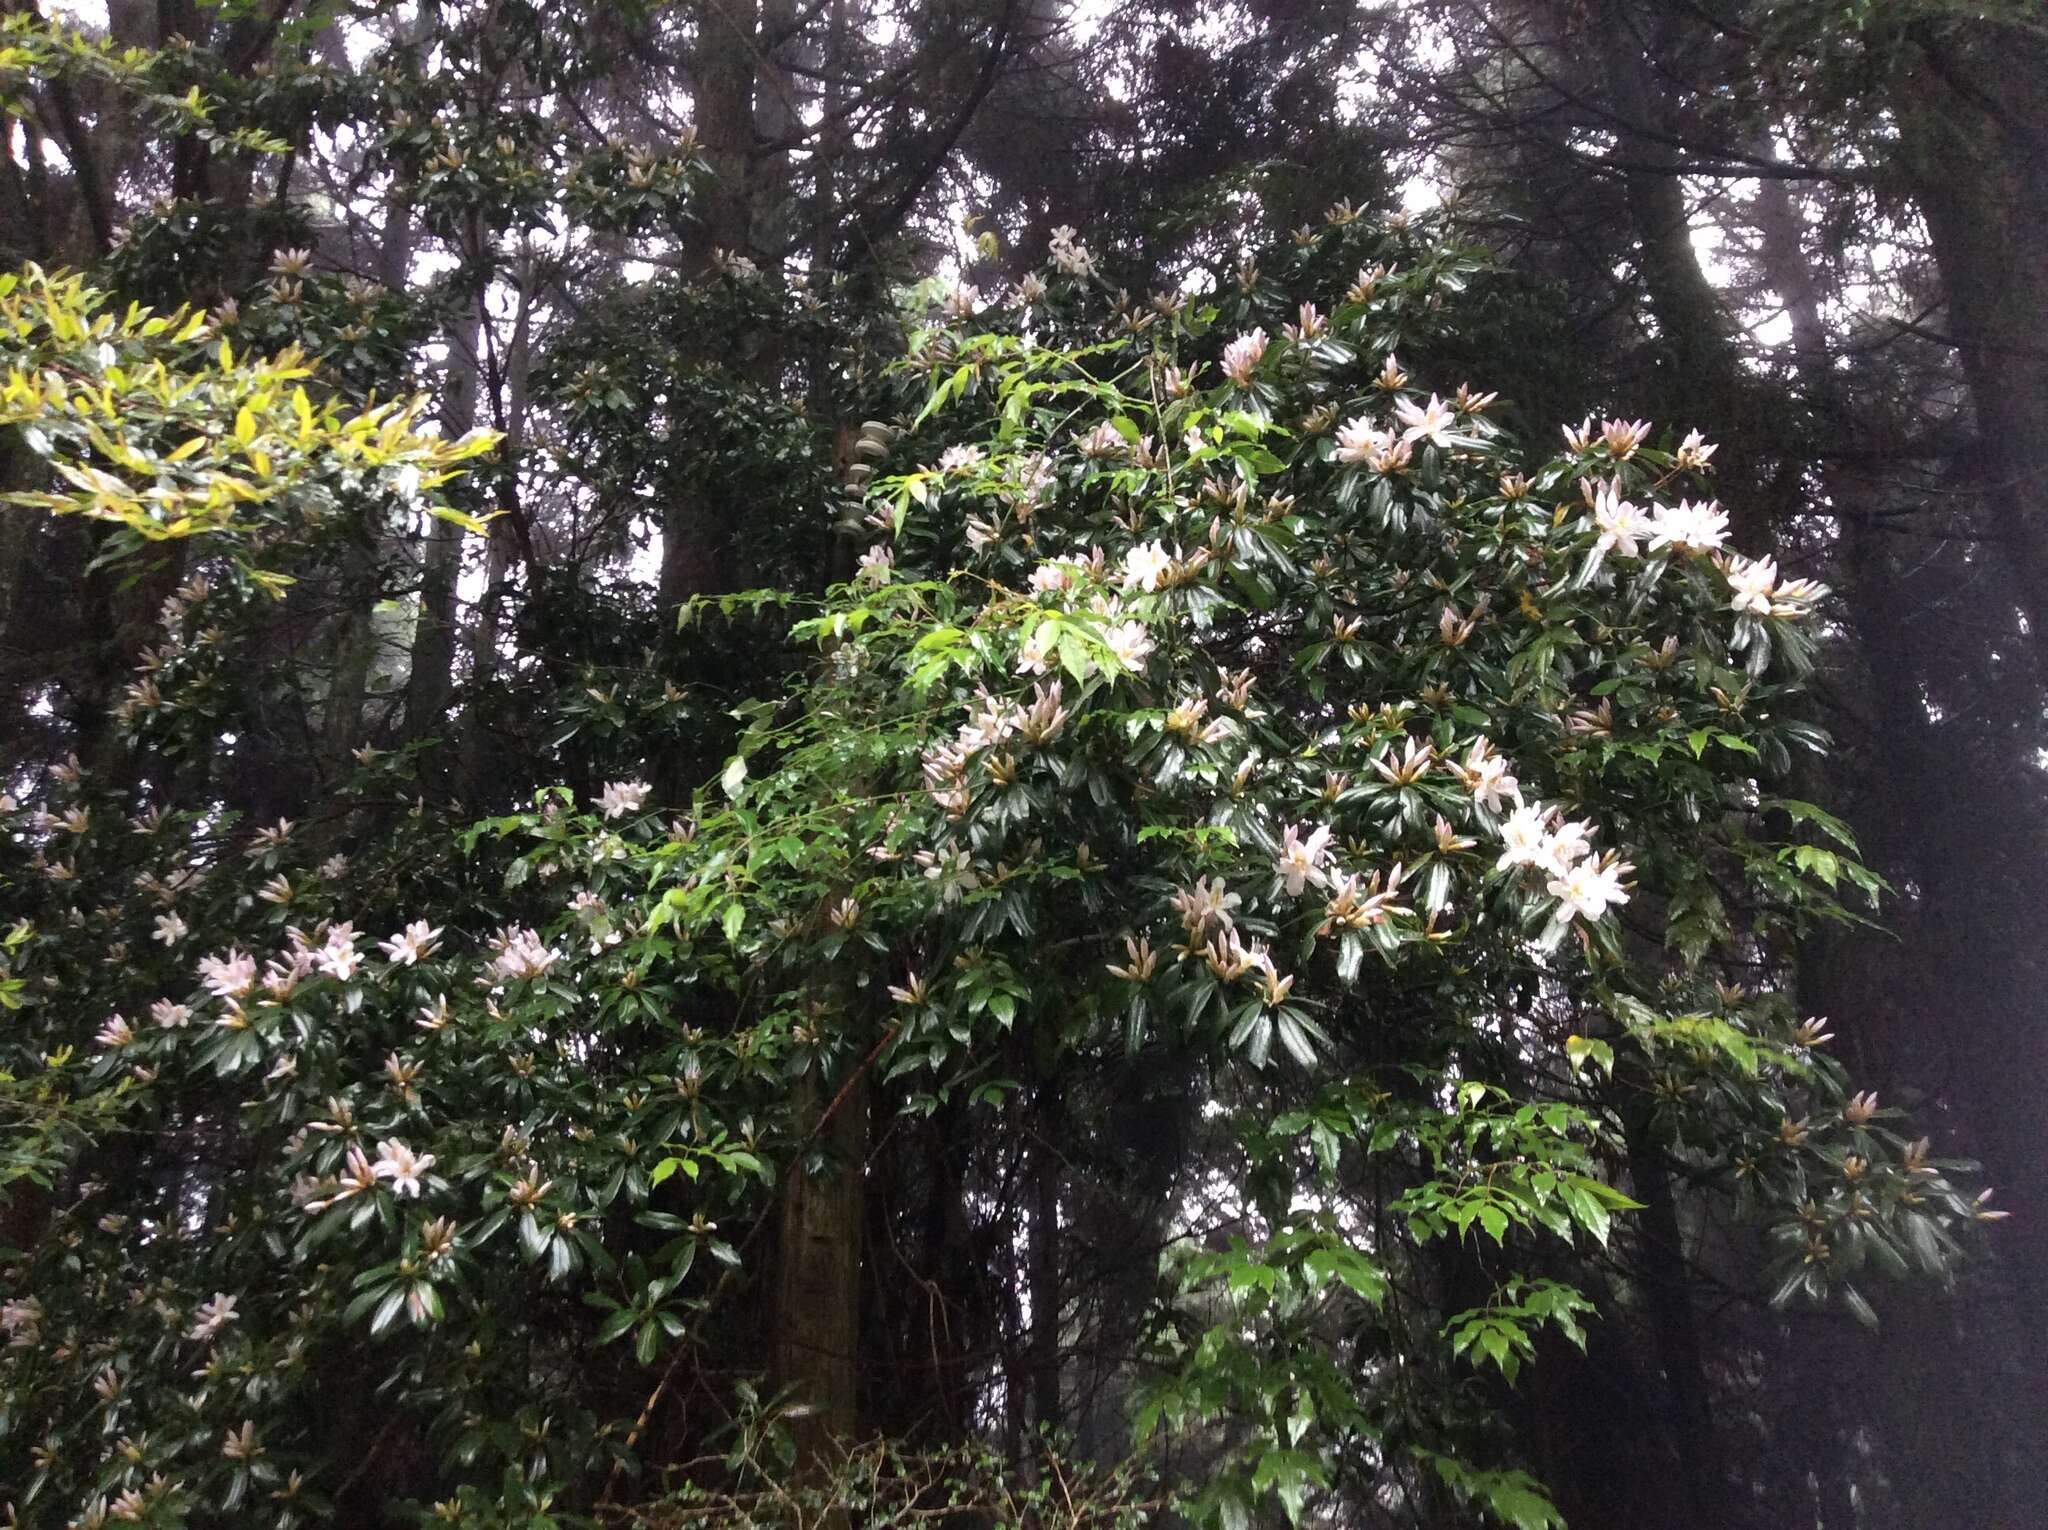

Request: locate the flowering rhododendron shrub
(0, 210), (1993, 1528)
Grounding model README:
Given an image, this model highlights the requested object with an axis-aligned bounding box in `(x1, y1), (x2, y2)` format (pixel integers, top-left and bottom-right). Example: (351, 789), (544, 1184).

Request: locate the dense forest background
(1, 0), (2043, 1525)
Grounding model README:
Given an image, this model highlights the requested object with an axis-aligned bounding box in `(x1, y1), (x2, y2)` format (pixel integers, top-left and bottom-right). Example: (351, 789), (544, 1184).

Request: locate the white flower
(1221, 328), (1268, 388)
(314, 923), (363, 981)
(943, 282), (979, 320)
(597, 779), (651, 820)
(379, 920), (442, 966)
(372, 1139), (435, 1198)
(1121, 541), (1172, 592)
(1275, 823), (1333, 896)
(1016, 625), (1056, 676)
(151, 913), (188, 947)
(1646, 499), (1729, 556)
(856, 544), (895, 584)
(915, 847), (981, 903)
(150, 999), (192, 1029)
(1049, 225), (1095, 277)
(1334, 415), (1393, 465)
(1727, 556), (1780, 616)
(1103, 620), (1155, 671)
(938, 443), (983, 473)
(246, 818), (294, 859)
(1494, 805), (1552, 873)
(1590, 478), (1648, 560)
(1394, 393), (1457, 448)
(1543, 817), (1595, 872)
(1727, 555), (1824, 617)
(1674, 429), (1719, 471)
(187, 1292), (239, 1343)
(1455, 742), (1521, 812)
(1547, 857), (1632, 922)
(197, 948), (258, 1000)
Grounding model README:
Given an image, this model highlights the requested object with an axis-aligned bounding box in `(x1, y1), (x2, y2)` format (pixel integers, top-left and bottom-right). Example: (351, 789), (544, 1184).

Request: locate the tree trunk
(656, 0), (760, 613)
(1895, 20), (2048, 668)
(1758, 140), (2048, 1530)
(459, 264), (534, 804)
(773, 1057), (867, 1494)
(1587, 0), (1773, 549)
(1029, 1125), (1062, 1436)
(1624, 1137), (1729, 1524)
(405, 309), (480, 754)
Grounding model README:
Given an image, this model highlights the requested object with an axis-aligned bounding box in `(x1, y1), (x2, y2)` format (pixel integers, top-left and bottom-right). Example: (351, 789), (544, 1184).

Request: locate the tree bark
(1894, 20), (2048, 666)
(405, 308), (479, 753)
(655, 0), (761, 615)
(773, 1057), (867, 1494)
(1587, 0), (1773, 549)
(1757, 137), (2048, 1530)
(1029, 1124), (1061, 1436)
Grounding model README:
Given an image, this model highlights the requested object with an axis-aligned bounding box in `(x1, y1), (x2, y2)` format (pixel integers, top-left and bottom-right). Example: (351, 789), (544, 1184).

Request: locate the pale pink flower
(1079, 420), (1126, 460)
(197, 948), (258, 1000)
(1221, 328), (1268, 388)
(95, 1014), (135, 1050)
(856, 544), (895, 585)
(1600, 418), (1651, 457)
(492, 927), (559, 982)
(1029, 560), (1082, 597)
